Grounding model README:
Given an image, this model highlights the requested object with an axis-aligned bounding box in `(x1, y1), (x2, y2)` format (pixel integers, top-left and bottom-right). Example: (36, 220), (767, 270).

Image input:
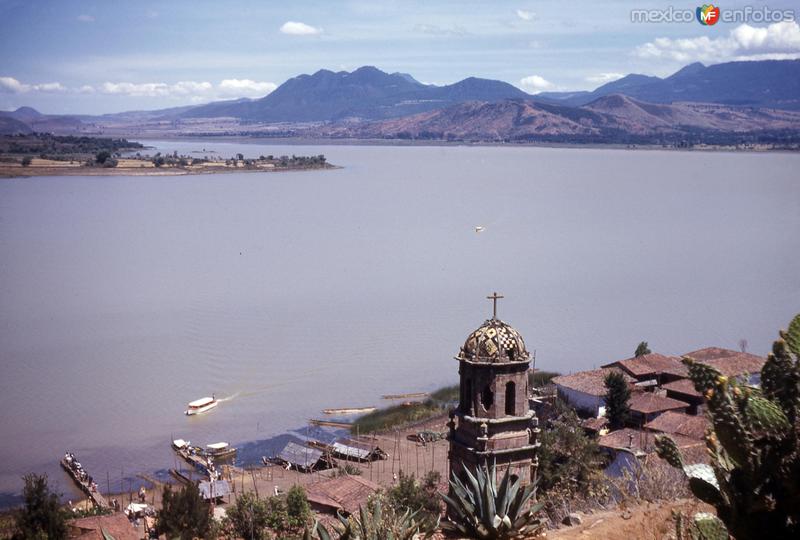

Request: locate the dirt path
(547, 499), (711, 540)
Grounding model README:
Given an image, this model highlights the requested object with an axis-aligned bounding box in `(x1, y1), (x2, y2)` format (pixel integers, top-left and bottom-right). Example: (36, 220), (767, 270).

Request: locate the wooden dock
(309, 418), (353, 429)
(381, 392), (428, 400)
(60, 458), (108, 508)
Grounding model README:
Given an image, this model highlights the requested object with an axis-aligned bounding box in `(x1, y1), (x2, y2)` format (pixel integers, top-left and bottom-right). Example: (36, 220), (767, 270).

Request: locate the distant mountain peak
(668, 61), (706, 79)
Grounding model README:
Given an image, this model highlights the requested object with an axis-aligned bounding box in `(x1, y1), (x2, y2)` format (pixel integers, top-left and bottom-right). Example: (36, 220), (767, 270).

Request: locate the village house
(627, 391), (690, 425)
(551, 368), (634, 417)
(67, 513), (139, 540)
(305, 475), (380, 516)
(601, 353), (687, 386)
(643, 410), (707, 440)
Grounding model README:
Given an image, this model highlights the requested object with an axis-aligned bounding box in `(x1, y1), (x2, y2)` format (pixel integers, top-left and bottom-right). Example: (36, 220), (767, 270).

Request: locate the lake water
(1, 142), (798, 506)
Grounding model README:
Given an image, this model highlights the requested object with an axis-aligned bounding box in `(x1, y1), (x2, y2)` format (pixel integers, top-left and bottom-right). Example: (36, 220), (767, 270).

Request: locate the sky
(1, 0), (799, 114)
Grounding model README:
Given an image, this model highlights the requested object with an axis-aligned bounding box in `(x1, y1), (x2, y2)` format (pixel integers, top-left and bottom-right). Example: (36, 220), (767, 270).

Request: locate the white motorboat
(185, 396), (218, 415)
(206, 442), (236, 459)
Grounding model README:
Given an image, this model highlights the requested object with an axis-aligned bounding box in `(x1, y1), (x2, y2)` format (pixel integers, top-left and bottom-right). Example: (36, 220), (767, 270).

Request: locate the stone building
(447, 293), (540, 485)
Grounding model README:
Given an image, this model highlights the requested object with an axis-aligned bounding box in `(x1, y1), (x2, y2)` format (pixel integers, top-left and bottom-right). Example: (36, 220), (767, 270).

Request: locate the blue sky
(1, 0), (799, 114)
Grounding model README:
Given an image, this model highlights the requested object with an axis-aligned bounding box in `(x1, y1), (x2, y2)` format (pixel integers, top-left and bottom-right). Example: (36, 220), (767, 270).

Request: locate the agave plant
(656, 313), (800, 540)
(441, 461), (543, 539)
(303, 496), (434, 540)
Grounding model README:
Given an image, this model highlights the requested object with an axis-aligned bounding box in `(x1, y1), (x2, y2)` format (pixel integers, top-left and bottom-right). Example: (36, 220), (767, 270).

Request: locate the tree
(13, 473), (67, 540)
(286, 485), (311, 529)
(21, 156), (32, 167)
(603, 370), (631, 430)
(635, 341), (651, 357)
(156, 484), (211, 540)
(388, 470), (441, 521)
(226, 492), (269, 540)
(537, 399), (606, 493)
(95, 151), (111, 164)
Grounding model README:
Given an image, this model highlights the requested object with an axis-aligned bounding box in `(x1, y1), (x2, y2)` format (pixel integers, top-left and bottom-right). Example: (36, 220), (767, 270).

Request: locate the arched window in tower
(481, 385), (494, 411)
(462, 378), (473, 414)
(505, 381), (516, 416)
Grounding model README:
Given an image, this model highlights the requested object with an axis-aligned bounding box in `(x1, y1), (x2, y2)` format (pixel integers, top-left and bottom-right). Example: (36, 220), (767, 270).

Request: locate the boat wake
(217, 392), (240, 403)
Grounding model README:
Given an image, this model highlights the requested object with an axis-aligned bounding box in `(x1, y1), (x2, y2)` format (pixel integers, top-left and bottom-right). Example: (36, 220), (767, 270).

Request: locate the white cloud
(76, 14), (94, 23)
(586, 72), (625, 84)
(99, 81), (213, 97)
(0, 76), (27, 93)
(0, 76), (277, 101)
(280, 21), (322, 36)
(519, 75), (554, 94)
(635, 21), (800, 63)
(0, 77), (65, 93)
(413, 23), (469, 36)
(516, 9), (534, 21)
(218, 79), (277, 97)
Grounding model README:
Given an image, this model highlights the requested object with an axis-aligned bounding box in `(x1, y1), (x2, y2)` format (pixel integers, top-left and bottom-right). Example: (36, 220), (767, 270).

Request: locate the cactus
(440, 461), (543, 539)
(303, 497), (433, 540)
(656, 313), (800, 540)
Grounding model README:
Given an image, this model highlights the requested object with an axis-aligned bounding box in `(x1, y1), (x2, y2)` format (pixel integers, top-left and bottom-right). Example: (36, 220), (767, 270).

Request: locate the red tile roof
(602, 353), (687, 379)
(629, 392), (689, 414)
(305, 475), (379, 515)
(581, 417), (609, 432)
(643, 411), (708, 440)
(599, 428), (701, 454)
(662, 378), (702, 399)
(552, 368), (634, 397)
(683, 347), (765, 377)
(68, 513), (138, 540)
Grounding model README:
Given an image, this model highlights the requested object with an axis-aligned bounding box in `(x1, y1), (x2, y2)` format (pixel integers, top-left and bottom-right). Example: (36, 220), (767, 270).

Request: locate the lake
(0, 142), (798, 506)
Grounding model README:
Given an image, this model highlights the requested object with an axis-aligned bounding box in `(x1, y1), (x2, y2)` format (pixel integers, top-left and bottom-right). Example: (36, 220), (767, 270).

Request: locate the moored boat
(185, 395), (218, 415)
(206, 442), (236, 459)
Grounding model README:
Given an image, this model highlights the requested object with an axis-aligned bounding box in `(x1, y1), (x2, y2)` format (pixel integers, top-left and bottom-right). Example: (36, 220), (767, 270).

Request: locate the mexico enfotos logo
(631, 5), (796, 24)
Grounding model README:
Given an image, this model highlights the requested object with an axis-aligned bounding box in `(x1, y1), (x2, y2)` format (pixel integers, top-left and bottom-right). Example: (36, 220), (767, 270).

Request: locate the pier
(60, 457), (108, 509)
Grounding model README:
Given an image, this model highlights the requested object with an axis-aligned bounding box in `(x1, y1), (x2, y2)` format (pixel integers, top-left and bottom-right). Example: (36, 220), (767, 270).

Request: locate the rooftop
(305, 475), (380, 515)
(599, 427), (701, 455)
(68, 513), (138, 540)
(629, 392), (690, 414)
(662, 378), (702, 399)
(683, 347), (765, 376)
(644, 410), (708, 439)
(602, 353), (687, 379)
(458, 318), (529, 363)
(552, 368), (634, 397)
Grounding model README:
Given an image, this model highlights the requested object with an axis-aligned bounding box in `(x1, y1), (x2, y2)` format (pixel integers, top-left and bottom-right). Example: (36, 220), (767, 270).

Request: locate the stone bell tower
(448, 293), (540, 485)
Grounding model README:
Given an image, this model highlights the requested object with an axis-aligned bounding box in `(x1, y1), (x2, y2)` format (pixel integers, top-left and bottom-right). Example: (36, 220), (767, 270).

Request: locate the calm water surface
(1, 142), (798, 504)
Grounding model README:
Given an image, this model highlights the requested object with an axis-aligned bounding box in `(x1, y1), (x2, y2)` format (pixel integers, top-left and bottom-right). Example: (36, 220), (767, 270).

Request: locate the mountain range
(2, 60), (799, 144)
(184, 65), (530, 121)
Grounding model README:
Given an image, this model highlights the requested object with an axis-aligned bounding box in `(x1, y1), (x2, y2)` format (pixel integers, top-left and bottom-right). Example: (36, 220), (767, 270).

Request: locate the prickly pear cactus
(657, 313), (800, 540)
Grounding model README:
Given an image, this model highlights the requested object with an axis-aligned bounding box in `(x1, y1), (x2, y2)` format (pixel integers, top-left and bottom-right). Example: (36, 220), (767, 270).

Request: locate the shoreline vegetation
(352, 370), (561, 434)
(0, 133), (336, 178)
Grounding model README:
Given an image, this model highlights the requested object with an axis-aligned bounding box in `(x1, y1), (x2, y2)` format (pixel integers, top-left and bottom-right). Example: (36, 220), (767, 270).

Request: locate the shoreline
(88, 132), (800, 153)
(0, 163), (340, 179)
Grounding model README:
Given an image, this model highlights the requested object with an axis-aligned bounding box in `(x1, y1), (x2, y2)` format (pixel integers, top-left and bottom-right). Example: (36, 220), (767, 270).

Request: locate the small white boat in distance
(475, 226), (485, 233)
(185, 396), (218, 416)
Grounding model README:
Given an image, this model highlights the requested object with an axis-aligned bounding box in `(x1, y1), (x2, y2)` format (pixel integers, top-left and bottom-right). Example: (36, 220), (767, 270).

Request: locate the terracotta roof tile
(629, 392), (689, 414)
(644, 411), (708, 439)
(683, 347), (765, 377)
(599, 428), (701, 454)
(68, 513), (138, 540)
(602, 353), (687, 379)
(552, 368), (634, 397)
(662, 378), (702, 398)
(306, 475), (380, 515)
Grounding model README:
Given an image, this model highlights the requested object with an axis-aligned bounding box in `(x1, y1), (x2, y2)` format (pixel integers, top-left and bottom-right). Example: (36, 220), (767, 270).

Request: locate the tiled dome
(458, 318), (529, 363)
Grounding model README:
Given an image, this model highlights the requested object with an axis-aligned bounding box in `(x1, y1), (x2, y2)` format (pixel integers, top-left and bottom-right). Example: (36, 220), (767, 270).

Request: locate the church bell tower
(448, 293), (540, 484)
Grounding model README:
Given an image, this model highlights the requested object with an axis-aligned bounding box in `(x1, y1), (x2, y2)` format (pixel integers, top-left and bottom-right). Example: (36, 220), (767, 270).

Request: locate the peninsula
(0, 134), (335, 178)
